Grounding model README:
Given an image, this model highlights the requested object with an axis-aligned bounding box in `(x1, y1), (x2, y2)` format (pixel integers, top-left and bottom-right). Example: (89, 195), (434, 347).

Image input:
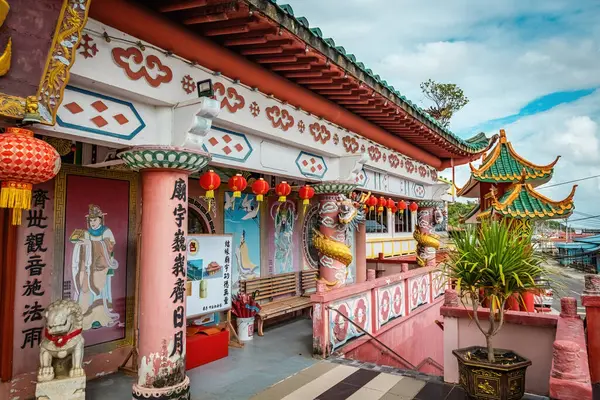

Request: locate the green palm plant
(444, 220), (547, 363)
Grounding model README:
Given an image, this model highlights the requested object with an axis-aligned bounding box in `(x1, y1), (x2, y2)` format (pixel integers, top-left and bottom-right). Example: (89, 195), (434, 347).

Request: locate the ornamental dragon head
(338, 192), (367, 230)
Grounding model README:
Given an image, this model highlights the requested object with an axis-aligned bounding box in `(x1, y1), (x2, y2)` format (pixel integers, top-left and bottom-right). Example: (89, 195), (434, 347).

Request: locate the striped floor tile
(251, 362), (465, 400)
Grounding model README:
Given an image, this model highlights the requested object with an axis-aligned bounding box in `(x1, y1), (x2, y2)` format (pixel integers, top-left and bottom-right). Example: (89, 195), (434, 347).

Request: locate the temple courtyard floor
(87, 318), (549, 399)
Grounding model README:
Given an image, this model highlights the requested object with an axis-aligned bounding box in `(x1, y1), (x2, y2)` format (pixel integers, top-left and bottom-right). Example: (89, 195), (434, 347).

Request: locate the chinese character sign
(186, 234), (233, 317)
(13, 181), (54, 376)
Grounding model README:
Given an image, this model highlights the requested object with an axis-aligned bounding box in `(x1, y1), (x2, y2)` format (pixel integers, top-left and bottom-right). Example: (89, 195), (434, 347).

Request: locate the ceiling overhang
(133, 0), (491, 163)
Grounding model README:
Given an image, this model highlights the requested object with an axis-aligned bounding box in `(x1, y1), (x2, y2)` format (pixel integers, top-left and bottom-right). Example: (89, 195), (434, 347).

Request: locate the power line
(567, 214), (600, 223)
(537, 174), (600, 190)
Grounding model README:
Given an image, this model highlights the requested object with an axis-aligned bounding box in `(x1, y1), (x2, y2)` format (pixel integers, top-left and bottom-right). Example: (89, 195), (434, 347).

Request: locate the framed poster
(186, 234), (233, 318)
(224, 192), (260, 293)
(54, 165), (137, 350)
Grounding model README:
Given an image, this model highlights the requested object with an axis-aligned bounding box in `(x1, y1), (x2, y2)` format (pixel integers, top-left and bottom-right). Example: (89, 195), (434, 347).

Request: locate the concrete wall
(343, 299), (444, 375)
(442, 305), (558, 396)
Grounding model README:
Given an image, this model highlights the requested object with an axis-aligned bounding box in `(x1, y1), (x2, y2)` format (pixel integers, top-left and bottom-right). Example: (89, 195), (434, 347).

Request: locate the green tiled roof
(262, 0), (492, 154)
(471, 130), (558, 183)
(482, 183), (576, 220)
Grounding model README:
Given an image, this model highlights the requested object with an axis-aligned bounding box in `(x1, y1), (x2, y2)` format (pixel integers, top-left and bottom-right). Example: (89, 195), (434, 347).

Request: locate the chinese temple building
(458, 129), (576, 231)
(0, 1), (497, 399)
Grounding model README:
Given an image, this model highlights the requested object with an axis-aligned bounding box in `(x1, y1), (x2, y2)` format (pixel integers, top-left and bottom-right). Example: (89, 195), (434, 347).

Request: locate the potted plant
(444, 220), (547, 400)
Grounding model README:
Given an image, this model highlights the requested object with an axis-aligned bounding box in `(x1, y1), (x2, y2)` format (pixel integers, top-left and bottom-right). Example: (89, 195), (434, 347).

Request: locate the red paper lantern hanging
(228, 174), (247, 198)
(366, 195), (378, 211)
(298, 184), (315, 206)
(276, 181), (292, 202)
(199, 170), (221, 200)
(386, 198), (395, 210)
(251, 177), (270, 202)
(0, 127), (61, 225)
(398, 200), (407, 214)
(409, 201), (419, 213)
(391, 205), (398, 214)
(377, 196), (386, 214)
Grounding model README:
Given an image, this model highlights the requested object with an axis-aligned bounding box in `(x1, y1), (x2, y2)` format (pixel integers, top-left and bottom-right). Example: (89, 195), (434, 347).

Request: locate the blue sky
(285, 0), (600, 227)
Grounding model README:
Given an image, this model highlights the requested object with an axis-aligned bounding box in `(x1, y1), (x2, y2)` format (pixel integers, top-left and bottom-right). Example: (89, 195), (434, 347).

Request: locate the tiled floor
(251, 362), (549, 400)
(87, 317), (548, 399)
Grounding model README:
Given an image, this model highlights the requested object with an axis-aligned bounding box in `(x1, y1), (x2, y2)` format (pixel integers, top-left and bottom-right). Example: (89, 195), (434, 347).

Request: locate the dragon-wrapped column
(119, 146), (211, 400)
(312, 182), (358, 290)
(413, 201), (445, 268)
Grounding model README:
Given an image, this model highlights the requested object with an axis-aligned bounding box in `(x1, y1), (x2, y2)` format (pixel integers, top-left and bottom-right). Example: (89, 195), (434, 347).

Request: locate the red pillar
(313, 183), (357, 290)
(582, 274), (600, 397)
(355, 224), (367, 283)
(119, 146), (211, 400)
(414, 201), (443, 268)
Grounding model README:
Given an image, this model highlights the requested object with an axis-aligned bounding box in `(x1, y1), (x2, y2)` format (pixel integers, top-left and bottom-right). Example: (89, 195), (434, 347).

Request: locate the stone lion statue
(38, 299), (85, 382)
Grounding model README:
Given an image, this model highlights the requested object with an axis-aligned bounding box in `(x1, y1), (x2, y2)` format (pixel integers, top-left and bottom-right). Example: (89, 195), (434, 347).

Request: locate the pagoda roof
(457, 129), (559, 197)
(136, 0), (494, 162)
(478, 177), (577, 221)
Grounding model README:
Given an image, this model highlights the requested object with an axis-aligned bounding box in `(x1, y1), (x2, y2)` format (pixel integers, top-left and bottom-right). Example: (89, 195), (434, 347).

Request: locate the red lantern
(199, 170), (220, 199)
(298, 184), (315, 206)
(0, 128), (61, 225)
(251, 177), (270, 202)
(276, 181), (292, 202)
(398, 200), (407, 214)
(409, 201), (419, 213)
(391, 205), (398, 214)
(366, 195), (378, 211)
(377, 196), (386, 214)
(386, 198), (395, 210)
(228, 174), (247, 198)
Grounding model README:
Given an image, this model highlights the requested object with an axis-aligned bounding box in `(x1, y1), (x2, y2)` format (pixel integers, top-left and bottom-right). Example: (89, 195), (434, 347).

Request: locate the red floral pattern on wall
(388, 154), (400, 168)
(112, 46), (173, 88)
(431, 169), (438, 181)
(368, 145), (382, 162)
(333, 133), (339, 145)
(405, 160), (415, 174)
(342, 136), (359, 153)
(266, 105), (294, 131)
(298, 120), (305, 133)
(333, 304), (350, 342)
(249, 101), (260, 117)
(418, 166), (427, 177)
(309, 122), (331, 144)
(213, 82), (246, 113)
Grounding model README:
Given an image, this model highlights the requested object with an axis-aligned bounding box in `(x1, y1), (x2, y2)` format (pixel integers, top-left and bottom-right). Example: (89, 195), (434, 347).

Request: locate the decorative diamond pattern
(91, 100), (108, 112)
(295, 151), (328, 179)
(91, 115), (108, 128)
(57, 86), (146, 140)
(113, 114), (129, 125)
(202, 128), (253, 162)
(64, 102), (84, 114)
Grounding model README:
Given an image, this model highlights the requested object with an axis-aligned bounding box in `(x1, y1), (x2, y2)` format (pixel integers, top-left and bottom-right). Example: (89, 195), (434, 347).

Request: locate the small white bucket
(237, 317), (255, 341)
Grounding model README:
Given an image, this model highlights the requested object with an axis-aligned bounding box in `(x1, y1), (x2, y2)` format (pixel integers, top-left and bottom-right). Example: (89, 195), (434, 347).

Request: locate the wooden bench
(240, 270), (318, 336)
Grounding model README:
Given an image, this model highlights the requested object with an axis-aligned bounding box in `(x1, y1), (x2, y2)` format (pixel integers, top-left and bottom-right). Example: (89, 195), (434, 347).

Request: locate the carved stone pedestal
(36, 375), (86, 400)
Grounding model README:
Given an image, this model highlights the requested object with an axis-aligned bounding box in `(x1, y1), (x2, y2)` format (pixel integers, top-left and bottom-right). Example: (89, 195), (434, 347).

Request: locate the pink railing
(311, 265), (444, 358)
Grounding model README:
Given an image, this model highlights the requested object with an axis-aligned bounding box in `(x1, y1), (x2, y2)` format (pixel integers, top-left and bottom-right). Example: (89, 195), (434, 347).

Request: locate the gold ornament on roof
(0, 0), (11, 77)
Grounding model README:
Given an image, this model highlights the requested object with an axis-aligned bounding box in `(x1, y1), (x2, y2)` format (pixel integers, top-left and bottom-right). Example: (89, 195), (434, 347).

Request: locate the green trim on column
(313, 182), (357, 195)
(117, 146), (211, 172)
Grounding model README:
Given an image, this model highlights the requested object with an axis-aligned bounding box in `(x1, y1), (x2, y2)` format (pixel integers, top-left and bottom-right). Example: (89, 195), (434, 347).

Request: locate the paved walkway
(251, 361), (549, 400)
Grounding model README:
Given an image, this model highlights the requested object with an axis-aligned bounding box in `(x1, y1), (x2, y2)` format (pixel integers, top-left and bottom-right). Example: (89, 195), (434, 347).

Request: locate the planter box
(453, 346), (531, 400)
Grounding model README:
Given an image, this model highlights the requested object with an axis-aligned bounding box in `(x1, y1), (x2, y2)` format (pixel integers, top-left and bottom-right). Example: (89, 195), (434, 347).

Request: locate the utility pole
(565, 218), (569, 243)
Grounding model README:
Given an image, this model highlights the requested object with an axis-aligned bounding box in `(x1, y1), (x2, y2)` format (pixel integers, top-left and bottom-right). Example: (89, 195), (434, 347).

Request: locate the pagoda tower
(457, 129), (577, 233)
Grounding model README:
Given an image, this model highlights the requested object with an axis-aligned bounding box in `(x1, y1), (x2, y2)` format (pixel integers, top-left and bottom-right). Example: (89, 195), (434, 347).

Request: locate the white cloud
(285, 0), (600, 218)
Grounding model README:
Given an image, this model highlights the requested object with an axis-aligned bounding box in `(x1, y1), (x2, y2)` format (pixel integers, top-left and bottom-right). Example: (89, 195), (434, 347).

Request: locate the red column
(355, 224), (367, 283)
(312, 183), (358, 290)
(582, 274), (600, 397)
(118, 146), (210, 400)
(414, 203), (440, 268)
